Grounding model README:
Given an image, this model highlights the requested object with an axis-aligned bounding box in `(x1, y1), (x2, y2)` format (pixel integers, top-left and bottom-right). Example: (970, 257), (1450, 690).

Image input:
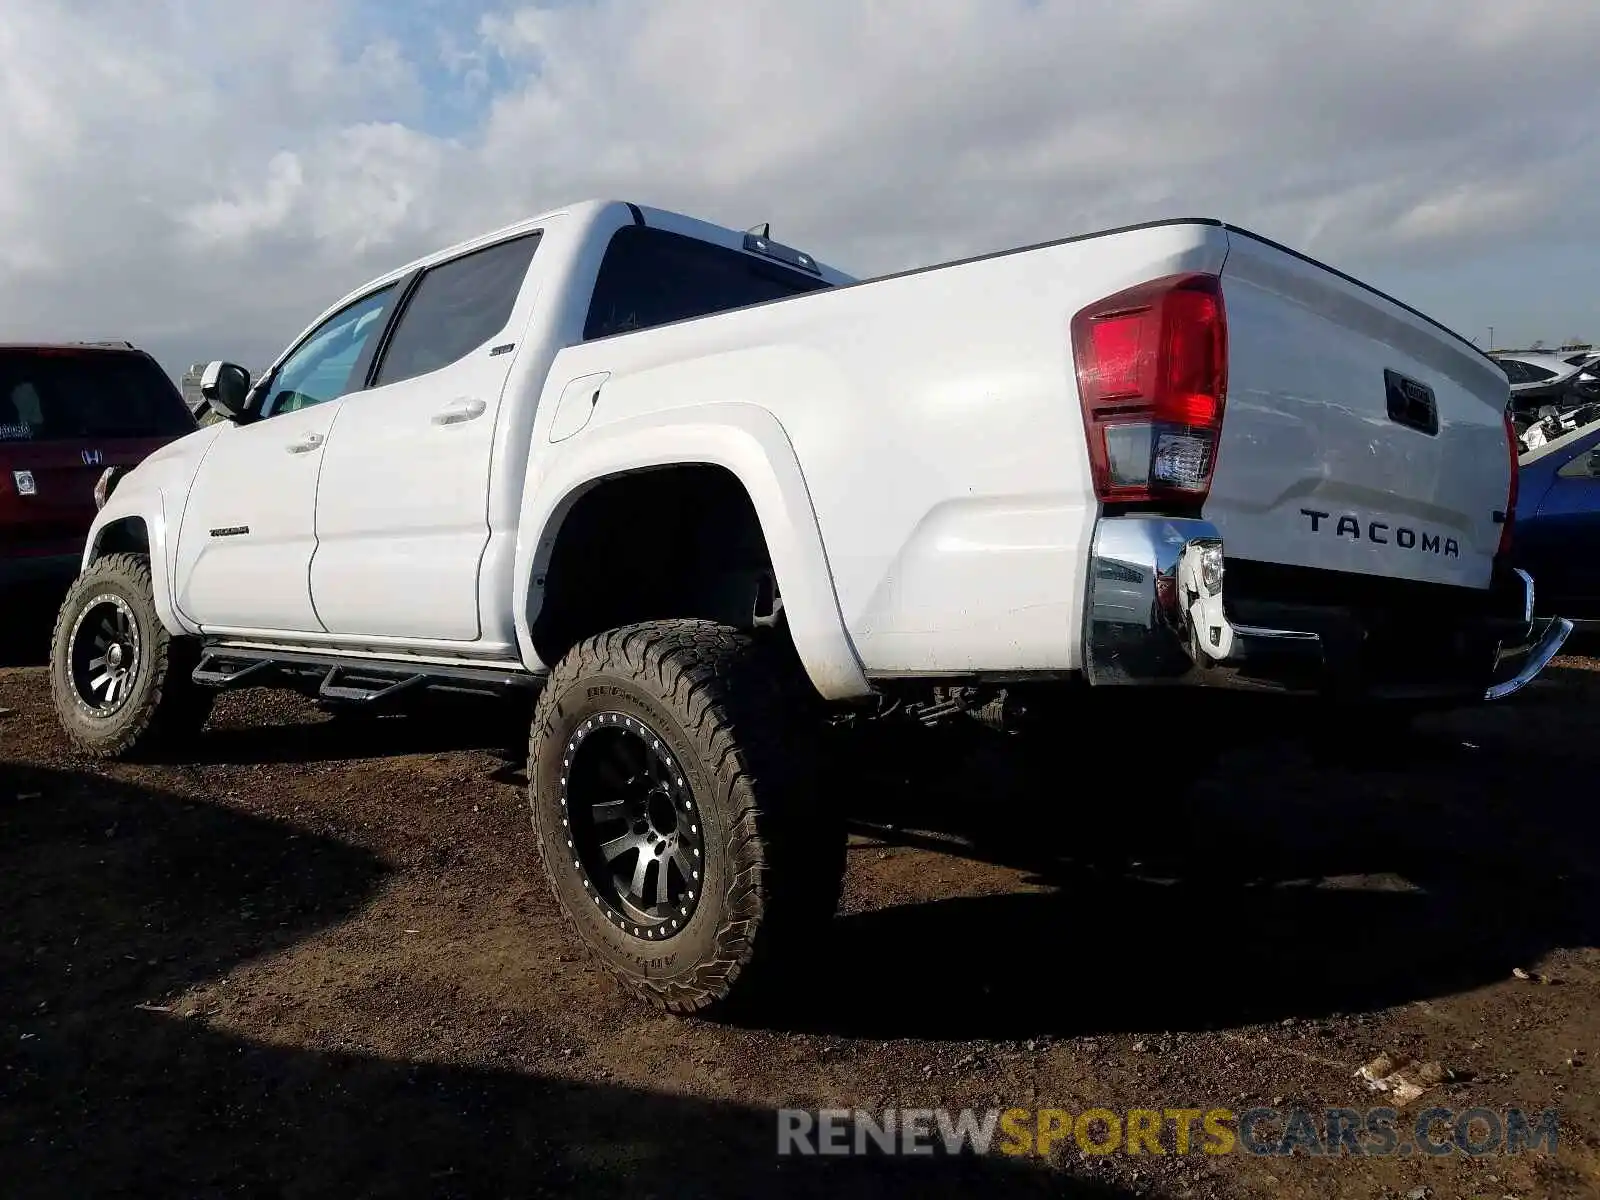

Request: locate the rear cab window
(583, 226), (832, 341)
(0, 349), (195, 442)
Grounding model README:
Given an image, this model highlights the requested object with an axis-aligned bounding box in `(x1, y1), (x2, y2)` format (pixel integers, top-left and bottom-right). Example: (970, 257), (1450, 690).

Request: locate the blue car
(1511, 419), (1600, 626)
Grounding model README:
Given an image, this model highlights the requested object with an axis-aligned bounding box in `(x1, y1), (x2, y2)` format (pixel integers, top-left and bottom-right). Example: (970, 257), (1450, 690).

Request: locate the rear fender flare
(514, 402), (870, 701)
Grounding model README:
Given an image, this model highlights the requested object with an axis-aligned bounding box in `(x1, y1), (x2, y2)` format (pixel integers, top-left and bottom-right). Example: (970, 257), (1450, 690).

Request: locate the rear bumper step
(1083, 516), (1571, 702)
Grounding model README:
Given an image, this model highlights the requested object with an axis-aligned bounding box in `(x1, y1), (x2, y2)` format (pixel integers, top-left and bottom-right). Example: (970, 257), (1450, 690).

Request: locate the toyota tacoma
(49, 200), (1571, 1014)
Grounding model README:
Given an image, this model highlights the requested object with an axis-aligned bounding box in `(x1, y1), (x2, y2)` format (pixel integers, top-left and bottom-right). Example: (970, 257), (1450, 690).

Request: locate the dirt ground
(3, 606), (1599, 1198)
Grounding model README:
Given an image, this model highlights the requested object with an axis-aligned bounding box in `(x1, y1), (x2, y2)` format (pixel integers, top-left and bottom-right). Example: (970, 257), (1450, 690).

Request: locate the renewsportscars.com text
(776, 1106), (1561, 1159)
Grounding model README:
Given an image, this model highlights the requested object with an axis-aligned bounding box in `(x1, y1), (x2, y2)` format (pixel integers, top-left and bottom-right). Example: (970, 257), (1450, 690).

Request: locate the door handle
(285, 432), (325, 454)
(432, 398), (487, 426)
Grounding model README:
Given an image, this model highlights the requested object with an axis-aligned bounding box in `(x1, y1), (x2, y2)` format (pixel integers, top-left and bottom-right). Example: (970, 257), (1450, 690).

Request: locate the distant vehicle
(1495, 352), (1600, 423)
(0, 342), (197, 598)
(1518, 402), (1600, 452)
(1511, 419), (1600, 627)
(1496, 352), (1600, 449)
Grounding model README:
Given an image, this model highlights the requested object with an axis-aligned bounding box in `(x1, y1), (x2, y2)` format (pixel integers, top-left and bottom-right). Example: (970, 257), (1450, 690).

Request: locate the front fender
(82, 483), (193, 637)
(513, 402), (871, 701)
(81, 426), (220, 638)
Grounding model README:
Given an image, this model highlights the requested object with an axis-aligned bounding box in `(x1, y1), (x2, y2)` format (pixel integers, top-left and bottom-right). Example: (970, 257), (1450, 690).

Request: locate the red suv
(1, 342), (197, 596)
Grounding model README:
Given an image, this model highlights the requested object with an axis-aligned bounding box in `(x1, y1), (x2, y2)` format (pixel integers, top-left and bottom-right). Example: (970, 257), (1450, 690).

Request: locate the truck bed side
(520, 220), (1231, 676)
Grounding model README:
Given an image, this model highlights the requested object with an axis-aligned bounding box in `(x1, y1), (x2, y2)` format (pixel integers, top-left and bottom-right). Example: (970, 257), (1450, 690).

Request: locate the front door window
(263, 285), (397, 417)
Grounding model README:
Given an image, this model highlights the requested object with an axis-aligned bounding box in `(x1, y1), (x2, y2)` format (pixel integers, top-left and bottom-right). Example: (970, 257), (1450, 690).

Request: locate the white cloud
(1, 0), (1597, 374)
(180, 124), (453, 257)
(1392, 180), (1553, 244)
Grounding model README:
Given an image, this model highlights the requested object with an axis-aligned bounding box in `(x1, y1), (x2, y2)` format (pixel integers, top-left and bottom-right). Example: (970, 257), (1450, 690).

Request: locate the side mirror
(199, 361), (252, 421)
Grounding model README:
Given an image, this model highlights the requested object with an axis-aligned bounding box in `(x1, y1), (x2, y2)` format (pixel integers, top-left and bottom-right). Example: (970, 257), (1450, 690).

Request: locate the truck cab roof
(323, 199), (855, 319)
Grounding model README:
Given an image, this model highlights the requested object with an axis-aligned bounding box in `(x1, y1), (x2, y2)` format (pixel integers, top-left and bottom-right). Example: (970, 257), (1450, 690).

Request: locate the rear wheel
(528, 619), (844, 1016)
(49, 553), (213, 760)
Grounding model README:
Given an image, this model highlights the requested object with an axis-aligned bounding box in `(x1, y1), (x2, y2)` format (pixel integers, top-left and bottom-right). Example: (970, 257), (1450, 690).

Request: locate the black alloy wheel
(65, 593), (142, 716)
(561, 710), (707, 939)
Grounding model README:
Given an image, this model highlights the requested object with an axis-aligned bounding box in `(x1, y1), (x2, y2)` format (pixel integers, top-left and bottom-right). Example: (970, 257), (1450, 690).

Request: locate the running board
(192, 644), (541, 706)
(318, 667), (427, 705)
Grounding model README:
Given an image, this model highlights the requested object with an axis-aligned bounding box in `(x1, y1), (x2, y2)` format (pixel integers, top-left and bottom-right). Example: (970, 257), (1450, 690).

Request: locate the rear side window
(583, 226), (831, 341)
(373, 232), (542, 387)
(1500, 360), (1557, 384)
(0, 350), (195, 442)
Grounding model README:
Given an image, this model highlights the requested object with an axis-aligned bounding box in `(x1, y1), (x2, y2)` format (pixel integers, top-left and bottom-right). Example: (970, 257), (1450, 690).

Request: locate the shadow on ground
(763, 684), (1600, 1041)
(0, 583), (63, 668)
(0, 763), (1107, 1199)
(10, 631), (1597, 1115)
(189, 692), (533, 766)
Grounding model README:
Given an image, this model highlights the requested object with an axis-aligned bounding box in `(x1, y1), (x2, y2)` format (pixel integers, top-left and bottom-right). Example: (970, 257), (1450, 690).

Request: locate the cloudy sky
(2, 0), (1597, 378)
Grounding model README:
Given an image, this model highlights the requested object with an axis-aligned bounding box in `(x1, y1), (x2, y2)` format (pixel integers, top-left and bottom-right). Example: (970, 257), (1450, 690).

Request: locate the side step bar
(192, 644), (541, 707)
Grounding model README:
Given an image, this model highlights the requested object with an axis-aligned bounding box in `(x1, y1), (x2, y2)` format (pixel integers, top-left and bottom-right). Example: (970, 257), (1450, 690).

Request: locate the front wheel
(49, 553), (213, 760)
(528, 619), (844, 1016)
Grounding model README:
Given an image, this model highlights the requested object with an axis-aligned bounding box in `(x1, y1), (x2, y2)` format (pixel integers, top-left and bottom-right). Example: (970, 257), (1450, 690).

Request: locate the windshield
(0, 349), (195, 442)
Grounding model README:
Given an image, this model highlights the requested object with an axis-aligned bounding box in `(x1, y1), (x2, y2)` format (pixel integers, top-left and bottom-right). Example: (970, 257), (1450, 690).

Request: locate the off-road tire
(49, 553), (213, 760)
(528, 619), (845, 1016)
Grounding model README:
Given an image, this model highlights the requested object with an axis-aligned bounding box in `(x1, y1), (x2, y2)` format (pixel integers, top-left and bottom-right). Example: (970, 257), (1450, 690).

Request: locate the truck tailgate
(1206, 230), (1513, 590)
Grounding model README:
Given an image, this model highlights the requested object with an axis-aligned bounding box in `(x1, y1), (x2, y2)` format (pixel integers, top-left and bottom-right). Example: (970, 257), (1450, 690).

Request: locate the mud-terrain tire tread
(528, 618), (845, 1016)
(49, 553), (213, 761)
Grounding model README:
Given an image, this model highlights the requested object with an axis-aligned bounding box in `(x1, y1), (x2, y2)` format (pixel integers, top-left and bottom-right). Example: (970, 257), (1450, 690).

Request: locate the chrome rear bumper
(1486, 606), (1574, 701)
(1082, 516), (1571, 702)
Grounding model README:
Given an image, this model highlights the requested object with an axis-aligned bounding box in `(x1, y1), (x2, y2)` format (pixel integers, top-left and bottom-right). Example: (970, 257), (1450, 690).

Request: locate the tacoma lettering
(1300, 508), (1459, 557)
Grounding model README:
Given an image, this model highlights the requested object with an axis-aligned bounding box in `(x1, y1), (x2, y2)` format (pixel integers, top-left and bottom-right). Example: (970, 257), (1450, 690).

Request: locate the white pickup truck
(50, 199), (1570, 1014)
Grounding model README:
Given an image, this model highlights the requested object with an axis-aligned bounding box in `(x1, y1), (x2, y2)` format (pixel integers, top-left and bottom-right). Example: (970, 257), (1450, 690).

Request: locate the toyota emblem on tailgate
(82, 449), (103, 465)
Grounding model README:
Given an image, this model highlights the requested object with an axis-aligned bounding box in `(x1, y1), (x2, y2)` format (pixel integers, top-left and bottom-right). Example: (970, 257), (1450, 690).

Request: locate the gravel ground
(2, 613), (1598, 1198)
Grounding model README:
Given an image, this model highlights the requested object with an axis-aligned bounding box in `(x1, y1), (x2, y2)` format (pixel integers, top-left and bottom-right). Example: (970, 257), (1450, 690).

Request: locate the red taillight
(1498, 411), (1518, 559)
(1071, 272), (1228, 505)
